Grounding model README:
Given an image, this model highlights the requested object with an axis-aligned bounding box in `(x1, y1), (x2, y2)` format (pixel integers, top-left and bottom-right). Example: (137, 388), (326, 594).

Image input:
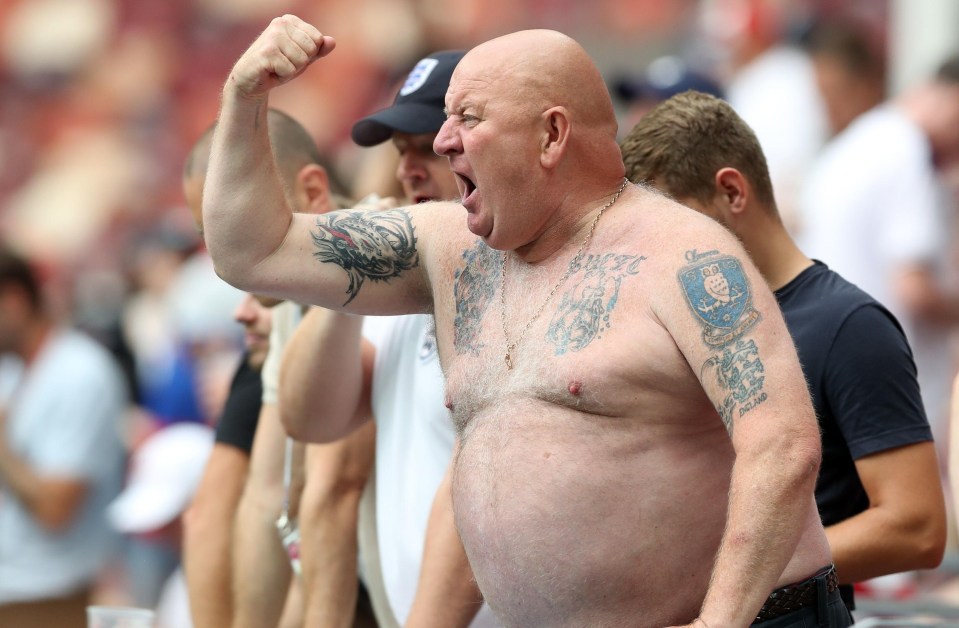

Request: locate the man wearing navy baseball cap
(351, 50), (464, 204)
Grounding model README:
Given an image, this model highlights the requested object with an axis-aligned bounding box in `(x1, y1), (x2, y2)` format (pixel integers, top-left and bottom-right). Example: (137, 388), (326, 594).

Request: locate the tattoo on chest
(546, 253), (646, 355)
(310, 210), (418, 305)
(452, 241), (499, 355)
(678, 249), (767, 432)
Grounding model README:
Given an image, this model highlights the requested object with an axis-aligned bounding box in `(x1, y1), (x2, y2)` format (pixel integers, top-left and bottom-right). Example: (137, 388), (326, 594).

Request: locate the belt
(755, 565), (839, 623)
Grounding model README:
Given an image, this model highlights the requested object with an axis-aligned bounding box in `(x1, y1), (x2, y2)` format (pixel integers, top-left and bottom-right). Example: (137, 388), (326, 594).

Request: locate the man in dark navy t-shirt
(622, 91), (946, 615)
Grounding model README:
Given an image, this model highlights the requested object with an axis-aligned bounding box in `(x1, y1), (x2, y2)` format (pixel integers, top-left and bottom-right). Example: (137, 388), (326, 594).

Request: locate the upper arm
(230, 204), (459, 315)
(653, 220), (816, 451)
(855, 442), (942, 515)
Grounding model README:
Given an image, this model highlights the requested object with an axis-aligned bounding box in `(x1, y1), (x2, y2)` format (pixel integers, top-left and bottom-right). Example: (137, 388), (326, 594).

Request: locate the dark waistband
(755, 565), (839, 623)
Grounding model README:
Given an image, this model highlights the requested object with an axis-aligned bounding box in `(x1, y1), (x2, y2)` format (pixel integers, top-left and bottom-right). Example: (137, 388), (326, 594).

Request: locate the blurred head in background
(351, 50), (465, 203)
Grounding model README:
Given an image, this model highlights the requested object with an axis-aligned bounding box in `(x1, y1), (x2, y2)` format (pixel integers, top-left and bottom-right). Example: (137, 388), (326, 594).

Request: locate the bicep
(659, 242), (813, 444)
(245, 206), (443, 315)
(855, 442), (940, 511)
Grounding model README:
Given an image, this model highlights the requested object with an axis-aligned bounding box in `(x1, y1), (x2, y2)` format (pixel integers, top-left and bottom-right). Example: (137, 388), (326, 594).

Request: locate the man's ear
(715, 167), (748, 216)
(540, 106), (571, 169)
(297, 164), (333, 214)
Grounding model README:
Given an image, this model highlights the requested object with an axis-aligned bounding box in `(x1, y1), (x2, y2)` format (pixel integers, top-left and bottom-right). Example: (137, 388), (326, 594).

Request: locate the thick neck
(511, 177), (630, 265)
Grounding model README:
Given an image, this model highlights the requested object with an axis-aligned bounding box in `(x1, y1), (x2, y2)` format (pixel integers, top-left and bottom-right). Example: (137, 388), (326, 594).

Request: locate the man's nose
(397, 153), (424, 180)
(433, 119), (458, 157)
(232, 294), (257, 324)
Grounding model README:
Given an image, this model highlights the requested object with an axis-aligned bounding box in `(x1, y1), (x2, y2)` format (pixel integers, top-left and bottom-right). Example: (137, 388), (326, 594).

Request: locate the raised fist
(228, 14), (335, 98)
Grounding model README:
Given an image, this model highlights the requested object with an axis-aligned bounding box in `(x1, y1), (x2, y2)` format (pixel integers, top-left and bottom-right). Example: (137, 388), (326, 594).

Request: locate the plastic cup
(86, 606), (156, 628)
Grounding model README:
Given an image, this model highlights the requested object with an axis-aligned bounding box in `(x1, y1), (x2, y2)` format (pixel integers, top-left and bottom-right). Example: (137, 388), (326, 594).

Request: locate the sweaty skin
(203, 18), (831, 627)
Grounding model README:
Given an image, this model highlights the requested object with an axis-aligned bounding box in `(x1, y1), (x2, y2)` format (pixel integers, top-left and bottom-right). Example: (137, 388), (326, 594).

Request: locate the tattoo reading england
(311, 210), (419, 305)
(679, 249), (766, 433)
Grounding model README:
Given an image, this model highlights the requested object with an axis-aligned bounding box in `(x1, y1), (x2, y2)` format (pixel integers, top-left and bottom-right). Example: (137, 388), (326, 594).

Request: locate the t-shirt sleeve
(214, 358), (263, 454)
(824, 304), (932, 459)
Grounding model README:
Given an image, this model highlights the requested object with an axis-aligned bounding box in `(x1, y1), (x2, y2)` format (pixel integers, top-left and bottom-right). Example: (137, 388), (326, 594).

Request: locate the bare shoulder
(623, 185), (738, 250)
(608, 185), (746, 284)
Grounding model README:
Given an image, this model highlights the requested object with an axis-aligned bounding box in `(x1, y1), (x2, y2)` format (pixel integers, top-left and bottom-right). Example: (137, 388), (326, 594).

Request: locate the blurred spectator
(0, 246), (128, 628)
(122, 229), (207, 432)
(700, 0), (828, 234)
(799, 54), (959, 461)
(178, 122), (273, 628)
(802, 19), (886, 137)
(612, 55), (724, 134)
(108, 422), (215, 628)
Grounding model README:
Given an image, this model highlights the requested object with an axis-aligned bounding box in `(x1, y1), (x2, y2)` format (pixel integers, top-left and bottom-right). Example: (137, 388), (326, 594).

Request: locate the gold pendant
(505, 352), (513, 370)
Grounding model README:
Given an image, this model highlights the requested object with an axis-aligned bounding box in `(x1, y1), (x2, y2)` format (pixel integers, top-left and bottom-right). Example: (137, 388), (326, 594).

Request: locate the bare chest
(435, 241), (699, 433)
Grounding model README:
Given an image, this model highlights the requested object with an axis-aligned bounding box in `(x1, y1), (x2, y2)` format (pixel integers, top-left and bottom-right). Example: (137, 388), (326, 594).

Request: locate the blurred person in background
(798, 49), (959, 495)
(108, 422), (215, 628)
(174, 124), (270, 628)
(611, 55), (724, 136)
(282, 49), (499, 627)
(622, 90), (946, 616)
(0, 247), (128, 628)
(180, 109), (379, 628)
(700, 0), (828, 234)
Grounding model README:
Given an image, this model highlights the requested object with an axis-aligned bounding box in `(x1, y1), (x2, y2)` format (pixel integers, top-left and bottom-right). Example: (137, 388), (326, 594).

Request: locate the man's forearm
(279, 308), (367, 443)
(205, 89), (293, 290)
(232, 403), (295, 628)
(826, 441), (946, 583)
(183, 445), (249, 628)
(299, 426), (375, 626)
(232, 482), (294, 628)
(0, 438), (86, 530)
(699, 440), (821, 626)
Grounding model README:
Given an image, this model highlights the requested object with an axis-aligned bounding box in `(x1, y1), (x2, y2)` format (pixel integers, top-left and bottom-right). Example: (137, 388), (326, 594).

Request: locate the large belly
(452, 405), (735, 627)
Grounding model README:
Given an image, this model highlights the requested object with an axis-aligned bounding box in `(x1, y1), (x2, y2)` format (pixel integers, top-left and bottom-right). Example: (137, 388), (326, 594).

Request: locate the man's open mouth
(456, 173), (477, 203)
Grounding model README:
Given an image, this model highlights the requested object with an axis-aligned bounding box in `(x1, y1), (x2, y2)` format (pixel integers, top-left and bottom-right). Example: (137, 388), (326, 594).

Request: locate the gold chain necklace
(499, 178), (629, 370)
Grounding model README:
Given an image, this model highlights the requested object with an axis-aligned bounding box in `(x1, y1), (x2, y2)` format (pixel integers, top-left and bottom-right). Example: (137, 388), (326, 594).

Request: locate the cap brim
(108, 483), (190, 533)
(351, 103), (447, 147)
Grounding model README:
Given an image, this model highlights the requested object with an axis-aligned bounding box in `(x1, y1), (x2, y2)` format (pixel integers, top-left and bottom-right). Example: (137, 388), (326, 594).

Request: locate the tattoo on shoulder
(311, 210), (418, 305)
(678, 249), (766, 432)
(678, 249), (760, 347)
(452, 241), (499, 355)
(547, 253), (646, 355)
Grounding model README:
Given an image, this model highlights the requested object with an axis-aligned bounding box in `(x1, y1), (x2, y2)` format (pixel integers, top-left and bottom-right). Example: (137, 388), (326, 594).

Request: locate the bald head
(459, 30), (617, 137)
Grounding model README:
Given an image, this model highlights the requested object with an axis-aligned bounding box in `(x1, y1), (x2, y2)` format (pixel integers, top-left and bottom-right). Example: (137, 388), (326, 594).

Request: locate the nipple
(568, 381), (582, 396)
(444, 394), (454, 411)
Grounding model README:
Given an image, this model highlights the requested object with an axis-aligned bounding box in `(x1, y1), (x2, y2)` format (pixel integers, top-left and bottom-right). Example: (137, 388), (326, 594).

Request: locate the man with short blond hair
(621, 89), (945, 619)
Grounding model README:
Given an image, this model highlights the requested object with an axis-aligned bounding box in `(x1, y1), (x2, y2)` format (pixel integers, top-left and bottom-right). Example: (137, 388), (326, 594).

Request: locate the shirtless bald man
(203, 15), (836, 627)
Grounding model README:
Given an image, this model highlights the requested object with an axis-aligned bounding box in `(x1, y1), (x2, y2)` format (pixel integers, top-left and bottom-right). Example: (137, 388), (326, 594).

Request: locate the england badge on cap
(400, 58), (439, 96)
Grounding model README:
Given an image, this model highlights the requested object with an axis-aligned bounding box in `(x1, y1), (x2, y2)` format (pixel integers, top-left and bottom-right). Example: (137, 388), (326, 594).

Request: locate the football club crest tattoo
(679, 250), (760, 347)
